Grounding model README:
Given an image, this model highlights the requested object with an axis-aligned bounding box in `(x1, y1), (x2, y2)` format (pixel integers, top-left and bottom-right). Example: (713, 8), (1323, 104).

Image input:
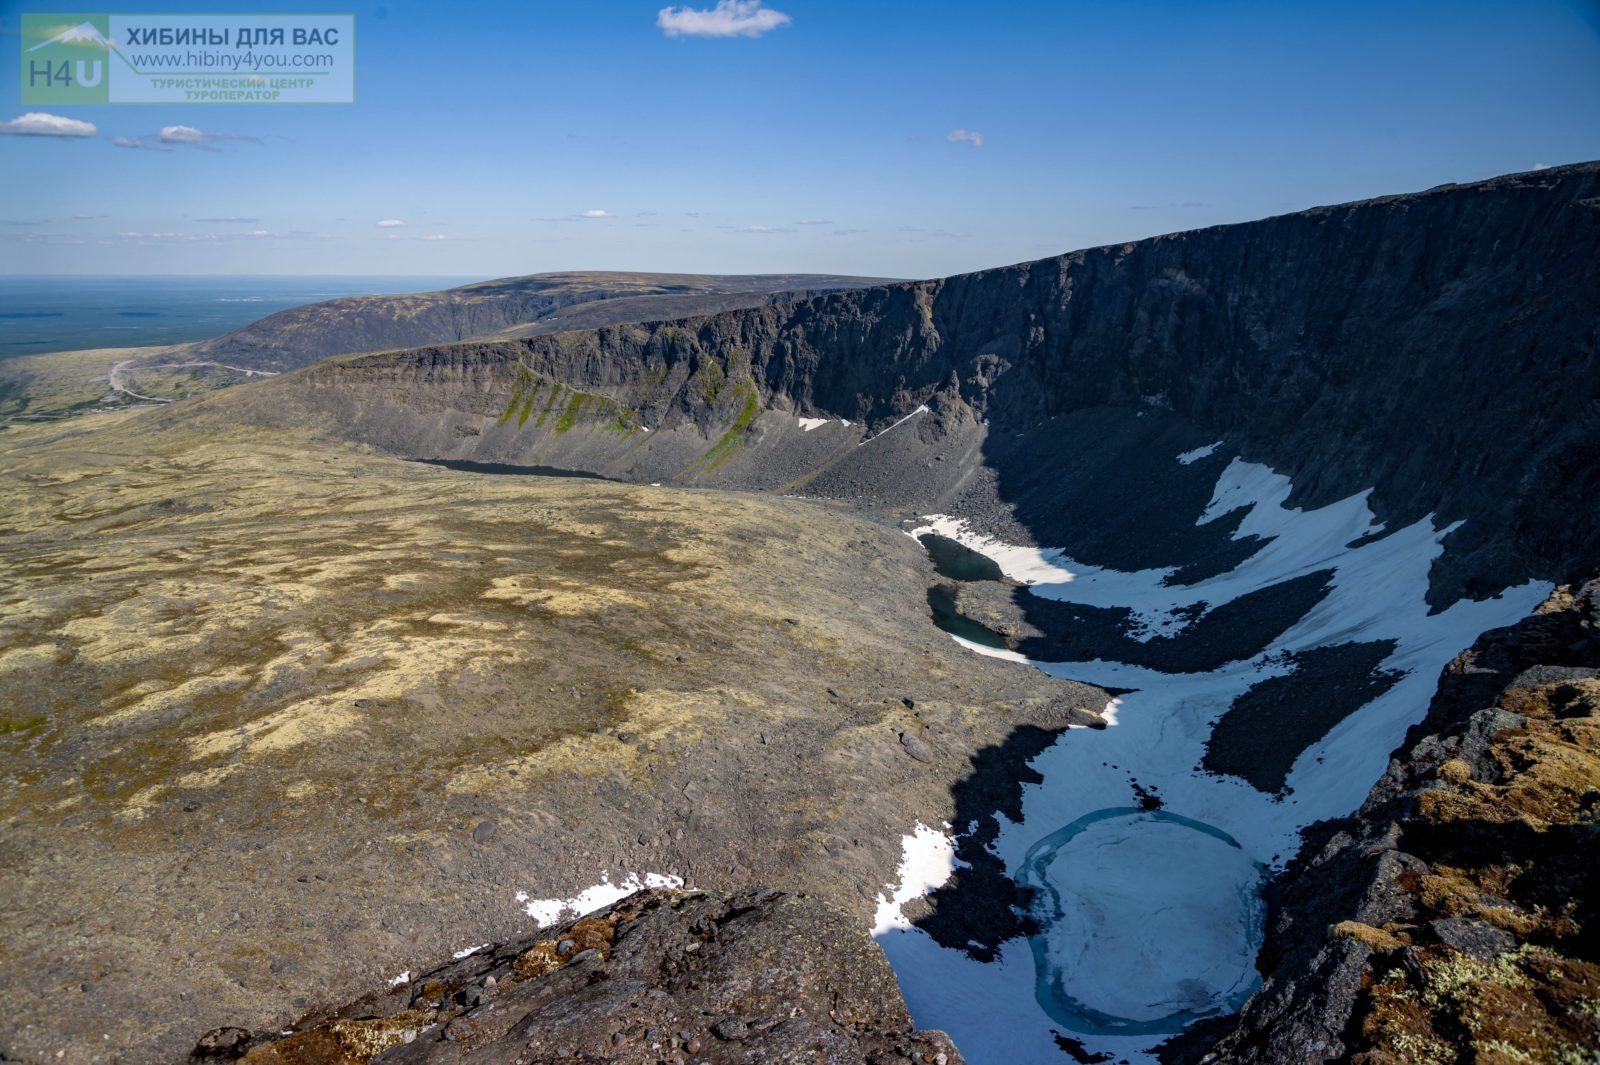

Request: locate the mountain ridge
(196, 161), (1600, 608)
(181, 271), (895, 374)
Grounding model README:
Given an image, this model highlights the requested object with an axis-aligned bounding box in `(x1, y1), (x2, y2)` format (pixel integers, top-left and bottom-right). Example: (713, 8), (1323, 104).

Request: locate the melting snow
(515, 871), (684, 927)
(1177, 440), (1223, 464)
(386, 971), (410, 988)
(797, 416), (831, 431)
(882, 457), (1550, 1064)
(452, 943), (491, 960)
(871, 822), (963, 935)
(859, 405), (929, 446)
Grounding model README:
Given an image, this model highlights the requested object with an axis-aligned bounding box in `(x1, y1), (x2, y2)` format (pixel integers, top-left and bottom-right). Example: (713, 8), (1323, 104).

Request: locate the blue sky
(1, 0), (1597, 279)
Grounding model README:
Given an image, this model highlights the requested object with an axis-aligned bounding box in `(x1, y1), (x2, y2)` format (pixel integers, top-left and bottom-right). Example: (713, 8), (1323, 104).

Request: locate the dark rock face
(236, 163), (1600, 607)
(194, 887), (963, 1065)
(1202, 639), (1404, 794)
(1162, 580), (1600, 1064)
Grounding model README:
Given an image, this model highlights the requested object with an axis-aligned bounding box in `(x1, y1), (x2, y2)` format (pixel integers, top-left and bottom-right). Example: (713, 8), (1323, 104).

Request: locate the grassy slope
(0, 409), (1095, 1064)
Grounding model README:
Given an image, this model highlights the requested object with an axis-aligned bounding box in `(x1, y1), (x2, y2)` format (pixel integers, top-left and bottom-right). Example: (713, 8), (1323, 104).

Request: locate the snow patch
(1177, 440), (1222, 465)
(516, 871), (684, 927)
(452, 943), (491, 960)
(387, 971), (410, 988)
(871, 822), (962, 935)
(797, 416), (830, 431)
(887, 456), (1550, 1064)
(859, 405), (929, 446)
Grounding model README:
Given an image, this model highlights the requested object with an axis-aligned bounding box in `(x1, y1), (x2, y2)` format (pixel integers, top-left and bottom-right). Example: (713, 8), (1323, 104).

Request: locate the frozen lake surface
(875, 449), (1550, 1064)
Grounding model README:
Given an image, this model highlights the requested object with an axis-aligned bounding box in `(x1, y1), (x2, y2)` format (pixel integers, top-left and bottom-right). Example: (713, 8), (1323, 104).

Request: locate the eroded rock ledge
(191, 887), (963, 1065)
(1164, 581), (1600, 1064)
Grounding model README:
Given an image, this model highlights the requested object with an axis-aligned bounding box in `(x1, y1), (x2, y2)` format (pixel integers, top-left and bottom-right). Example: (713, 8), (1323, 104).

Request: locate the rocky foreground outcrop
(1165, 581), (1600, 1063)
(191, 887), (961, 1065)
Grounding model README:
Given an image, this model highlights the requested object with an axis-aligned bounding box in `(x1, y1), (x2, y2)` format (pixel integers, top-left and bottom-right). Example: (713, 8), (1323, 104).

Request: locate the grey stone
(899, 731), (933, 763)
(1427, 917), (1519, 961)
(710, 1018), (749, 1041)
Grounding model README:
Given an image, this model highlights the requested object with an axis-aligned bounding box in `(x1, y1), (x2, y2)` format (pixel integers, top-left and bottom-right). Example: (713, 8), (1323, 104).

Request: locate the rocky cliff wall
(223, 162), (1600, 607)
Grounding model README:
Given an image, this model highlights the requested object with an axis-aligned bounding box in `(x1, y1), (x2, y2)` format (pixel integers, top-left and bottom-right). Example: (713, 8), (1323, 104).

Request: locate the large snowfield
(877, 452), (1551, 1064)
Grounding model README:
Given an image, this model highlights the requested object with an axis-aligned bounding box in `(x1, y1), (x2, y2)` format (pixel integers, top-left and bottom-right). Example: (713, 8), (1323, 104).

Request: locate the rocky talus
(190, 887), (962, 1065)
(1164, 580), (1600, 1064)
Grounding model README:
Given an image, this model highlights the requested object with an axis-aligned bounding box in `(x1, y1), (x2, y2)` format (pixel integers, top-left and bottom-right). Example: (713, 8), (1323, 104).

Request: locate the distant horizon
(0, 272), (492, 279)
(3, 153), (1592, 284)
(0, 273), (495, 353)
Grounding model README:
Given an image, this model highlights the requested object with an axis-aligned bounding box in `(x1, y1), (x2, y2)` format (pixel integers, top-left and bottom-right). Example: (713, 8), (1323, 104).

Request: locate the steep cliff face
(226, 162), (1600, 607)
(184, 272), (891, 373)
(1161, 580), (1600, 1064)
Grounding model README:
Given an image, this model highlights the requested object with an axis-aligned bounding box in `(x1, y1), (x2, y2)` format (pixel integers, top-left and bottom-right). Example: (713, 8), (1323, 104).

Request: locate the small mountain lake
(918, 532), (1006, 582)
(926, 586), (1011, 650)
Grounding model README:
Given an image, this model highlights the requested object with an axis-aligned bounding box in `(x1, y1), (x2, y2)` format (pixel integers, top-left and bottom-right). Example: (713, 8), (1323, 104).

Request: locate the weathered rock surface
(193, 887), (963, 1065)
(1163, 580), (1600, 1064)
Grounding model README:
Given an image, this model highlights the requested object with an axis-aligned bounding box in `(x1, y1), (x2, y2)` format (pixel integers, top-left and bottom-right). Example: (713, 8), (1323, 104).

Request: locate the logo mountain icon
(28, 21), (115, 52)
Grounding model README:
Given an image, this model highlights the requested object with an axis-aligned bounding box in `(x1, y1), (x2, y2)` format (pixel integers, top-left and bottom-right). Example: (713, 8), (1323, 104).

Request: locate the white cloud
(375, 219), (406, 227)
(580, 209), (612, 218)
(248, 229), (271, 237)
(657, 0), (791, 38)
(161, 125), (249, 145)
(734, 224), (791, 233)
(1533, 162), (1551, 171)
(422, 233), (449, 240)
(794, 219), (834, 225)
(113, 124), (250, 150)
(0, 112), (96, 137)
(946, 128), (984, 147)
